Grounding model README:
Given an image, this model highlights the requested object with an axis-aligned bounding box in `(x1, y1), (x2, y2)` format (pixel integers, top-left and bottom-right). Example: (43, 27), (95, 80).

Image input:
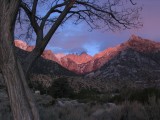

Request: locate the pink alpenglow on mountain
(55, 53), (66, 61)
(14, 40), (35, 51)
(14, 35), (160, 74)
(59, 35), (160, 74)
(61, 52), (92, 64)
(14, 40), (28, 50)
(14, 40), (59, 62)
(42, 50), (59, 63)
(123, 35), (160, 53)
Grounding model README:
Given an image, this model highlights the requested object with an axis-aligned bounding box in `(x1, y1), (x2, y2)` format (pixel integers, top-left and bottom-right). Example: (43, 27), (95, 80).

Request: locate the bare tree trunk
(0, 1), (40, 120)
(22, 45), (44, 77)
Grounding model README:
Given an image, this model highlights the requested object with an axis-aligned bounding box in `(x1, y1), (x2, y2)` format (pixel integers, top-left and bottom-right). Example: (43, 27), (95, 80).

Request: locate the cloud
(47, 46), (87, 55)
(83, 42), (100, 56)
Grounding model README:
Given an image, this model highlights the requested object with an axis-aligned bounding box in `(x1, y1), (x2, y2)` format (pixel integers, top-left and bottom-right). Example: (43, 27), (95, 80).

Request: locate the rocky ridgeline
(59, 35), (160, 74)
(14, 35), (160, 74)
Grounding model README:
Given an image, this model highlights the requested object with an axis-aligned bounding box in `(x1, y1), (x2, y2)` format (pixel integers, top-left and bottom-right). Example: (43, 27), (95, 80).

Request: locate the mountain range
(14, 35), (160, 76)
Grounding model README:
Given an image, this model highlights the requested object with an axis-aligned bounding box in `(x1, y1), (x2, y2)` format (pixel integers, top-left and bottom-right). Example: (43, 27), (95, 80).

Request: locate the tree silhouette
(0, 0), (142, 120)
(17, 0), (142, 76)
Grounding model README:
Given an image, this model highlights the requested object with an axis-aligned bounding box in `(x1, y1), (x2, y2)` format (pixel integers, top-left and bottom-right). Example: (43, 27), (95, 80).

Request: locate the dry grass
(0, 100), (12, 120)
(1, 96), (160, 120)
(38, 97), (159, 120)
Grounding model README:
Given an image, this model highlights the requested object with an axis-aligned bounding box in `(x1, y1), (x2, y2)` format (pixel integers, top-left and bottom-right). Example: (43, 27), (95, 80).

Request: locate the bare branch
(129, 0), (136, 5)
(32, 0), (38, 15)
(40, 1), (67, 28)
(43, 0), (75, 42)
(15, 0), (142, 76)
(20, 1), (40, 34)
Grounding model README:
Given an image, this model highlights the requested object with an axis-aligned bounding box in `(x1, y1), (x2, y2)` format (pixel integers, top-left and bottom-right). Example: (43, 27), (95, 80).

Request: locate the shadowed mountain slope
(15, 48), (77, 76)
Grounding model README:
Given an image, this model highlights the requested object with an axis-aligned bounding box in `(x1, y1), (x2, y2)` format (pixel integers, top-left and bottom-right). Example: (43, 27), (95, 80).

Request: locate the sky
(17, 0), (160, 56)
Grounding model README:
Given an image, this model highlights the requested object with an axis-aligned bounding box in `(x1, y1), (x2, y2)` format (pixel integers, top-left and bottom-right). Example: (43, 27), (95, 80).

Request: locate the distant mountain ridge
(14, 35), (160, 74)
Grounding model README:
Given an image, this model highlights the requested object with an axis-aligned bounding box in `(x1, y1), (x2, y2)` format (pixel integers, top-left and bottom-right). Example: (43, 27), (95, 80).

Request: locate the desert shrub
(39, 103), (92, 120)
(145, 96), (160, 120)
(111, 88), (160, 104)
(119, 102), (148, 120)
(31, 81), (47, 94)
(38, 99), (153, 120)
(128, 88), (160, 103)
(71, 89), (101, 102)
(0, 102), (12, 120)
(30, 74), (53, 94)
(48, 77), (74, 98)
